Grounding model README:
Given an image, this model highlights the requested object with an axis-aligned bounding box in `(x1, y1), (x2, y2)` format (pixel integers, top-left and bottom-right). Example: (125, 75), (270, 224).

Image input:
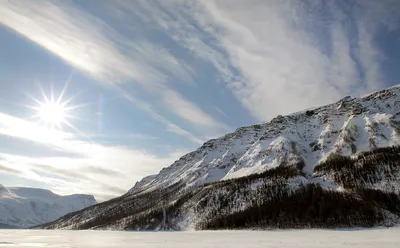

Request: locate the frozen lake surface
(0, 229), (399, 247)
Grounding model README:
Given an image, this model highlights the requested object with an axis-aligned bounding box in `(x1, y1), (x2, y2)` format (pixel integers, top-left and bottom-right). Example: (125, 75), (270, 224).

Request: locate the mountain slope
(0, 185), (96, 228)
(40, 86), (400, 230)
(0, 223), (19, 229)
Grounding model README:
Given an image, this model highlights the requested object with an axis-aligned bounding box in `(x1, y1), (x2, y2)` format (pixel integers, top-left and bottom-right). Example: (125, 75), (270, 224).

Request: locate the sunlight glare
(27, 77), (80, 132)
(38, 101), (66, 126)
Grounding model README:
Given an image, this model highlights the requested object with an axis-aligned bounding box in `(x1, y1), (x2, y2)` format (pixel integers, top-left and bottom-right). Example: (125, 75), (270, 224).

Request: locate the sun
(26, 80), (80, 131)
(38, 101), (67, 126)
(31, 90), (75, 130)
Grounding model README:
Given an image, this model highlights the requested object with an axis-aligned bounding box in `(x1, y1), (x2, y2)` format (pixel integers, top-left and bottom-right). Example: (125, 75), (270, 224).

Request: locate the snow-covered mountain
(40, 86), (400, 230)
(0, 185), (96, 228)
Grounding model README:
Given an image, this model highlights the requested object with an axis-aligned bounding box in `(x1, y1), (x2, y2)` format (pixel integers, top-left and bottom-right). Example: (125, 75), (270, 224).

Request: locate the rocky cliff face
(40, 86), (400, 230)
(0, 185), (97, 228)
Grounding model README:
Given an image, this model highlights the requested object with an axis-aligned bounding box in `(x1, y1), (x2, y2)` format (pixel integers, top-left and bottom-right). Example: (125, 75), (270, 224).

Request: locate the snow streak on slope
(0, 185), (96, 228)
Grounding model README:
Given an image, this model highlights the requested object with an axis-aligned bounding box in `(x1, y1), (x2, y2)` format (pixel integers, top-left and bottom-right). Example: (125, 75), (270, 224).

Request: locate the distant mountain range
(41, 86), (400, 230)
(0, 185), (96, 228)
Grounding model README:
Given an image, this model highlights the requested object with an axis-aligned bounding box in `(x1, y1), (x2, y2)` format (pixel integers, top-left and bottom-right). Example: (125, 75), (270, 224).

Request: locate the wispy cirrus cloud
(197, 0), (398, 120)
(0, 163), (20, 175)
(0, 1), (186, 85)
(113, 0), (399, 121)
(0, 0), (228, 143)
(162, 89), (230, 129)
(116, 87), (205, 144)
(111, 0), (235, 83)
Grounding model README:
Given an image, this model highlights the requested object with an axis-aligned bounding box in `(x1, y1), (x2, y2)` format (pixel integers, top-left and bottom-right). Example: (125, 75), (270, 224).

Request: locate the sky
(0, 0), (399, 201)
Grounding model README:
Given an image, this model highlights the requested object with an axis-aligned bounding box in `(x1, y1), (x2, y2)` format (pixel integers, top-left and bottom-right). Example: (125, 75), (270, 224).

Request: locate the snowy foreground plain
(0, 229), (399, 248)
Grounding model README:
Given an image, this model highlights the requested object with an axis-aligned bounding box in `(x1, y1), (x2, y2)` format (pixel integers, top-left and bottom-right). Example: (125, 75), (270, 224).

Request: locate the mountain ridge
(0, 185), (97, 228)
(129, 85), (400, 194)
(39, 85), (400, 230)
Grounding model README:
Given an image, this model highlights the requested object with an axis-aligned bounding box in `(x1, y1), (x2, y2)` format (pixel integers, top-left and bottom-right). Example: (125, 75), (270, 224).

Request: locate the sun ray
(63, 114), (81, 121)
(50, 81), (54, 103)
(61, 91), (82, 107)
(55, 122), (63, 131)
(62, 119), (94, 143)
(7, 102), (39, 112)
(21, 91), (44, 106)
(36, 80), (50, 104)
(57, 68), (75, 104)
(63, 100), (97, 111)
(63, 120), (79, 133)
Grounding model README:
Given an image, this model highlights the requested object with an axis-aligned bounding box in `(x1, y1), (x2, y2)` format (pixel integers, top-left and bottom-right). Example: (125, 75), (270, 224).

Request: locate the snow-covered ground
(0, 229), (399, 247)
